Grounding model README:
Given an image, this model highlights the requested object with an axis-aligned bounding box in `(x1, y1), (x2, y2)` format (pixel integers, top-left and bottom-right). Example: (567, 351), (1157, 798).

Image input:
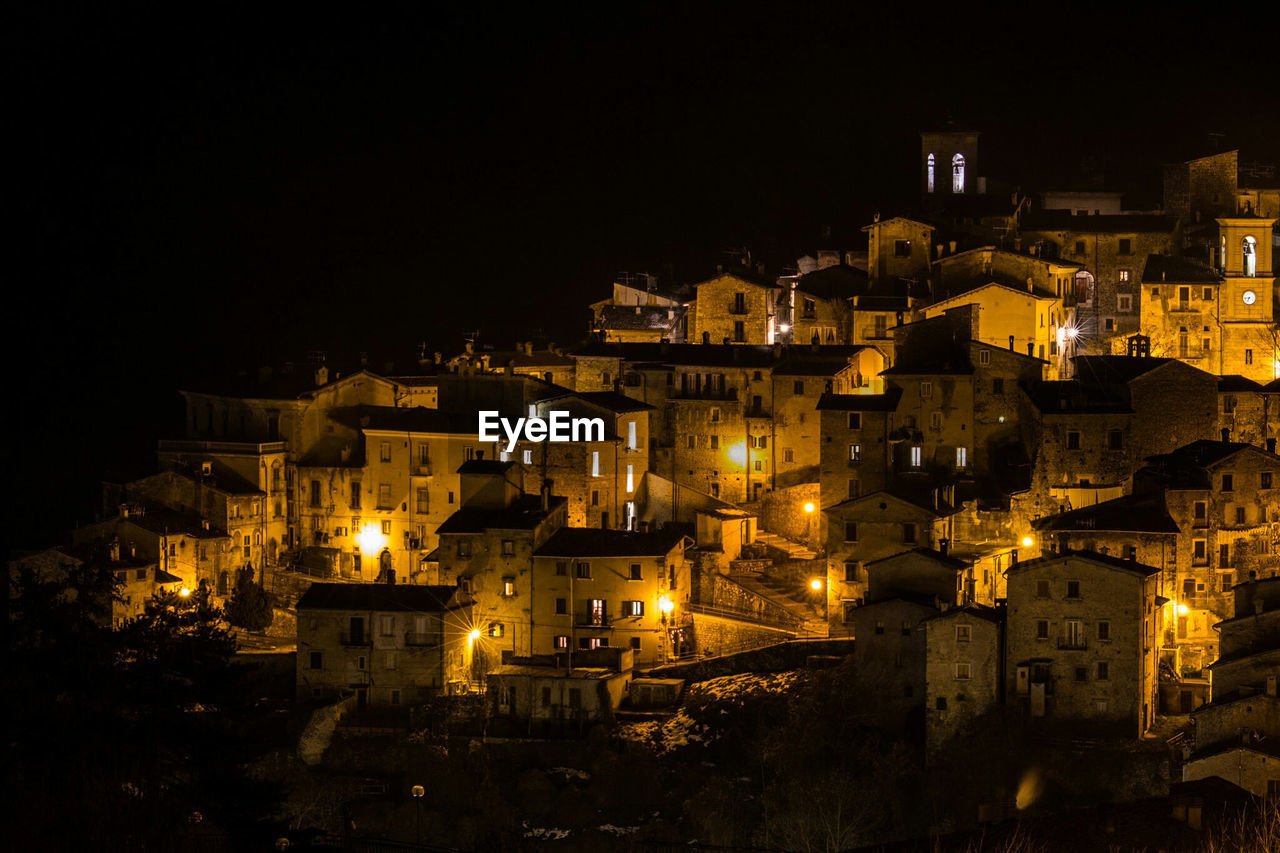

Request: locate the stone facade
(688, 270), (779, 346)
(924, 606), (1001, 755)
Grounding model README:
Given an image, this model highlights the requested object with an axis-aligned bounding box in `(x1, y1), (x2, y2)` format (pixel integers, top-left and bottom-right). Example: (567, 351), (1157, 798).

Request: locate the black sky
(13, 3), (1280, 547)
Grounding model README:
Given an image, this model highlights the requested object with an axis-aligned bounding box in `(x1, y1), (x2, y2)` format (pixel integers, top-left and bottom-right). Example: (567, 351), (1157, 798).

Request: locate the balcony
(860, 325), (893, 340)
(577, 614), (612, 628)
(411, 463), (432, 477)
(1057, 637), (1088, 651)
(404, 631), (437, 647)
(340, 632), (371, 647)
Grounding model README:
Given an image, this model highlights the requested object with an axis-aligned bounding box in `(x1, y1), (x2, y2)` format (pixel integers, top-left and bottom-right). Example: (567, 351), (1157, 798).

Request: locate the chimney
(315, 365), (329, 387)
(1026, 276), (1034, 293)
(1267, 675), (1277, 697)
(939, 537), (950, 556)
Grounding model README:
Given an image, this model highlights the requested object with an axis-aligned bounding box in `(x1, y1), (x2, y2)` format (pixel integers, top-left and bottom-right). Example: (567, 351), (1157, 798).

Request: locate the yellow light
(810, 578), (823, 591)
(658, 595), (674, 614)
(356, 523), (386, 554)
(1067, 328), (1078, 339)
(779, 323), (790, 333)
(803, 502), (815, 513)
(468, 629), (481, 641)
(726, 442), (747, 466)
(179, 587), (191, 597)
(1176, 603), (1189, 615)
(1021, 536), (1034, 548)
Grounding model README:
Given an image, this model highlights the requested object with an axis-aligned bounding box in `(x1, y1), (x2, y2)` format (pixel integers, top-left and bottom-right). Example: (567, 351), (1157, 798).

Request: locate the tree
(226, 565), (274, 631)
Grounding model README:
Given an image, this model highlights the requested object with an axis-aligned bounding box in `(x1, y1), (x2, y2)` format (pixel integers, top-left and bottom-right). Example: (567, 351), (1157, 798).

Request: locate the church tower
(920, 129), (981, 203)
(1215, 214), (1277, 380)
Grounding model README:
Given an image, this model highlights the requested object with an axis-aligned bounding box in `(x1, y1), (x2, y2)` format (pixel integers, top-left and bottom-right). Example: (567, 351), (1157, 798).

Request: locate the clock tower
(1215, 215), (1277, 380)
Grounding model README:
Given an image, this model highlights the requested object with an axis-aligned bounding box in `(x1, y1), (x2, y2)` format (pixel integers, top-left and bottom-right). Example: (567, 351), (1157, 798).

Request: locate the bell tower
(920, 129), (981, 203)
(1215, 214), (1277, 380)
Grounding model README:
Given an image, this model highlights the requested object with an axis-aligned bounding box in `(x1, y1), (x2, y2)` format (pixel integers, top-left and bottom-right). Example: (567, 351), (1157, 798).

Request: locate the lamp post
(412, 784), (425, 844)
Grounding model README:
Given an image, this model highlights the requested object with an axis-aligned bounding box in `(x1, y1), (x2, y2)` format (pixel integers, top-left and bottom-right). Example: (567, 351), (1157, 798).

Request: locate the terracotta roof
(296, 582), (467, 612)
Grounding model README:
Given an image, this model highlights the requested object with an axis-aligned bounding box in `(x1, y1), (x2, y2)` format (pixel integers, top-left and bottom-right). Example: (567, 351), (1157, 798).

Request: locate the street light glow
(658, 595), (674, 613)
(803, 502), (815, 513)
(179, 587), (191, 597)
(1021, 536), (1033, 548)
(468, 628), (481, 641)
(810, 578), (823, 591)
(1176, 603), (1189, 615)
(356, 523), (386, 554)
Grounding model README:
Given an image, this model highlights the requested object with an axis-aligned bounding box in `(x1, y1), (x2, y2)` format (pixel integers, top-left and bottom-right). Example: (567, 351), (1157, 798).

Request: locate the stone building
(777, 264), (866, 346)
(1018, 212), (1178, 343)
(1206, 575), (1280, 703)
(488, 648), (635, 736)
(1037, 441), (1280, 675)
(529, 527), (689, 666)
(1139, 255), (1223, 371)
(923, 603), (1002, 756)
(848, 595), (937, 734)
(1218, 375), (1280, 449)
(1215, 215), (1278, 382)
(864, 216), (936, 287)
(1005, 551), (1162, 737)
(295, 581), (476, 706)
(687, 266), (781, 346)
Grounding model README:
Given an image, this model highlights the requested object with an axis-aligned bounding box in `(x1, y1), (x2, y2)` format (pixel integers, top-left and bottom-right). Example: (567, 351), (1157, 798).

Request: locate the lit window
(910, 446), (922, 467)
(1243, 236), (1257, 276)
(956, 447), (967, 468)
(502, 577), (515, 597)
(628, 421), (637, 450)
(952, 153), (965, 193)
(927, 153), (935, 192)
(488, 622), (504, 638)
(591, 451), (600, 477)
(955, 662), (971, 680)
(523, 449), (533, 464)
(849, 444), (861, 461)
(626, 464), (634, 493)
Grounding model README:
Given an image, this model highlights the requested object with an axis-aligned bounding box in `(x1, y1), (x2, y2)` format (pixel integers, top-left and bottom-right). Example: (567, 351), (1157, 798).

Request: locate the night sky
(15, 4), (1280, 547)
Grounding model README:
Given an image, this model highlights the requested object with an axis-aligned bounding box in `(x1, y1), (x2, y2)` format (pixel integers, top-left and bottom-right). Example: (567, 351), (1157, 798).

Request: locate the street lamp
(803, 502), (815, 513)
(1021, 536), (1034, 549)
(412, 784), (425, 844)
(179, 587), (192, 598)
(810, 578), (823, 591)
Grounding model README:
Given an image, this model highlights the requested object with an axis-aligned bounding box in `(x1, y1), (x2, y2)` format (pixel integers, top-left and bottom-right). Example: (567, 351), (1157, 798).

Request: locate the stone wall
(644, 637), (855, 681)
(754, 482), (821, 548)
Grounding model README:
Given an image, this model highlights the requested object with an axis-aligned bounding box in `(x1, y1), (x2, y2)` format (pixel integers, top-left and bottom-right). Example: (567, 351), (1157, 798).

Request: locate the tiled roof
(330, 405), (476, 435)
(436, 495), (566, 534)
(866, 546), (971, 570)
(1021, 380), (1132, 414)
(534, 527), (686, 558)
(457, 459), (516, 475)
(1034, 494), (1179, 534)
(1021, 212), (1179, 233)
(1009, 548), (1161, 576)
(296, 582), (467, 612)
(1142, 254), (1220, 284)
(598, 304), (684, 331)
(793, 265), (870, 300)
(1218, 375), (1263, 392)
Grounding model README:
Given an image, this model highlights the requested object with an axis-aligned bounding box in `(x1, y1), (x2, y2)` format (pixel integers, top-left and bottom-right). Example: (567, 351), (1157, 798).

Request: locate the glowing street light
(356, 523), (386, 555)
(1176, 603), (1189, 616)
(1021, 536), (1034, 548)
(468, 628), (481, 642)
(658, 595), (675, 614)
(412, 785), (425, 844)
(810, 578), (823, 591)
(803, 502), (815, 513)
(179, 587), (192, 597)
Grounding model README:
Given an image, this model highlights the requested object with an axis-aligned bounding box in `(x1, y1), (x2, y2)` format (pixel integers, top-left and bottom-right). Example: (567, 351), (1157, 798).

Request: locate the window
(1245, 349), (1253, 365)
(1222, 474), (1234, 492)
(955, 662), (971, 680)
(310, 480), (322, 508)
(501, 539), (515, 557)
(710, 435), (719, 450)
(591, 451), (600, 477)
(576, 562), (591, 579)
(1036, 620), (1049, 639)
(936, 697), (948, 710)
(488, 622), (504, 638)
(1096, 662), (1109, 681)
(902, 522), (917, 544)
(926, 153), (935, 192)
(783, 448), (794, 463)
(992, 377), (1004, 394)
(687, 435), (696, 450)
(1242, 235), (1257, 276)
(952, 153), (965, 193)
(555, 597), (567, 615)
(847, 477), (860, 499)
(793, 380), (805, 395)
(844, 521), (858, 542)
(1066, 430), (1081, 450)
(456, 539), (471, 558)
(523, 449), (533, 465)
(378, 483), (392, 509)
(1117, 294), (1132, 312)
(902, 621), (912, 636)
(844, 561), (858, 582)
(843, 602), (858, 622)
(1117, 238), (1131, 255)
(1107, 430), (1123, 450)
(930, 411), (942, 430)
(1097, 621), (1110, 641)
(1118, 269), (1130, 282)
(710, 483), (720, 498)
(380, 441), (392, 462)
(802, 297), (816, 317)
(1263, 472), (1273, 489)
(588, 599), (606, 625)
(1075, 240), (1086, 254)
(847, 412), (862, 429)
(920, 381), (932, 399)
(956, 624), (971, 643)
(380, 615), (395, 636)
(733, 292), (746, 313)
(555, 561), (567, 576)
(629, 563), (642, 580)
(502, 577), (515, 597)
(910, 446), (922, 468)
(894, 239), (911, 257)
(448, 491), (455, 504)
(874, 621), (884, 635)
(630, 636), (642, 650)
(381, 520), (391, 536)
(1066, 581), (1080, 599)
(627, 420), (637, 450)
(415, 487), (429, 514)
(710, 407), (720, 422)
(1103, 317), (1115, 332)
(979, 349), (990, 365)
(956, 447), (967, 468)
(591, 490), (599, 506)
(554, 635), (568, 650)
(1203, 287), (1213, 301)
(848, 444), (861, 461)
(733, 321), (746, 342)
(623, 600), (644, 617)
(309, 651), (322, 670)
(1036, 579), (1050, 598)
(384, 651), (397, 670)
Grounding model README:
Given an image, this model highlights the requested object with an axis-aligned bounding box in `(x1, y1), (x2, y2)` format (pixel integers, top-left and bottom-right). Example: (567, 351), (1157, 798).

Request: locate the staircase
(753, 530), (819, 561)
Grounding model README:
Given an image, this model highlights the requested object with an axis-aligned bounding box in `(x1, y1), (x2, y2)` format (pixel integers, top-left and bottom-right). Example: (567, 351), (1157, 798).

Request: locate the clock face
(1243, 290), (1257, 305)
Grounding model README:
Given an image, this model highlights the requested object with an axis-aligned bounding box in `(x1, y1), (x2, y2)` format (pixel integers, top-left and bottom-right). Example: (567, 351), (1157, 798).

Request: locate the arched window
(927, 153), (936, 193)
(952, 154), (966, 193)
(1243, 236), (1257, 277)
